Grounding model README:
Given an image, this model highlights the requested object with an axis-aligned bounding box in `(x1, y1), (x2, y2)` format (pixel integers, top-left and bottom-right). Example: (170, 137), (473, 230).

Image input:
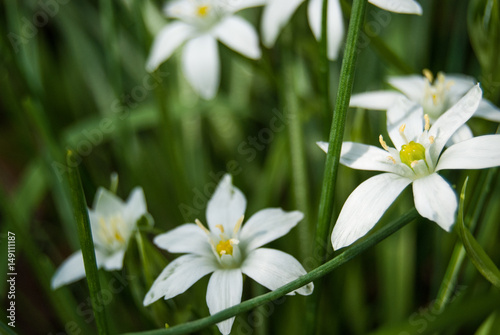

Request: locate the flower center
(216, 239), (233, 256)
(422, 69), (454, 119)
(97, 214), (128, 250)
(400, 141), (426, 167)
(196, 5), (209, 17)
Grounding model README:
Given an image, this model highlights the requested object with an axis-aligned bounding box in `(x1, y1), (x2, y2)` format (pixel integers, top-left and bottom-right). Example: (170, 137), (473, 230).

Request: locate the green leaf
(456, 177), (500, 288)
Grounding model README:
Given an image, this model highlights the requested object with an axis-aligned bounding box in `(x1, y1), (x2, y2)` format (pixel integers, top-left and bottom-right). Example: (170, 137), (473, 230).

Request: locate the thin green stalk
(66, 150), (110, 335)
(0, 321), (18, 335)
(315, 0), (368, 263)
(123, 209), (418, 335)
(434, 170), (499, 311)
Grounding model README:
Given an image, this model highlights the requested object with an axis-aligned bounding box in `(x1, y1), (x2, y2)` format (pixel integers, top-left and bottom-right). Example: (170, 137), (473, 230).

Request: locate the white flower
(51, 187), (149, 289)
(146, 0), (263, 99)
(261, 0), (421, 60)
(350, 70), (500, 144)
(143, 174), (313, 335)
(318, 85), (500, 250)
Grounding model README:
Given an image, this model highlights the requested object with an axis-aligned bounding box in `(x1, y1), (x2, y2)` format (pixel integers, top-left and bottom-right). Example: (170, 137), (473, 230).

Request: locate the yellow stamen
(196, 5), (209, 17)
(423, 69), (434, 83)
(429, 136), (435, 144)
(215, 224), (224, 233)
(399, 124), (408, 143)
(233, 215), (244, 234)
(195, 219), (210, 234)
(387, 156), (396, 164)
(379, 135), (389, 151)
(424, 114), (430, 131)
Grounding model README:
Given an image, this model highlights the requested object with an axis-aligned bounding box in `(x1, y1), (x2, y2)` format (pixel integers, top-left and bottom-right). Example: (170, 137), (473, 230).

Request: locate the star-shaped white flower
(319, 85), (500, 250)
(261, 0), (421, 61)
(143, 174), (313, 335)
(51, 187), (149, 289)
(146, 0), (263, 99)
(350, 70), (500, 144)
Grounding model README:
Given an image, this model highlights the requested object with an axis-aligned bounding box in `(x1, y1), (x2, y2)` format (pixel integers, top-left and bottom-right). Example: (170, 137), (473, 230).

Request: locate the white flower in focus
(350, 70), (500, 144)
(146, 0), (263, 99)
(51, 187), (149, 289)
(261, 0), (421, 60)
(319, 85), (500, 250)
(143, 174), (313, 335)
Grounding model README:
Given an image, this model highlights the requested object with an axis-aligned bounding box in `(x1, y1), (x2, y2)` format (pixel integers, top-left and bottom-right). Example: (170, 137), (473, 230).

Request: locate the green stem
(66, 150), (110, 335)
(434, 168), (498, 311)
(122, 209), (418, 335)
(315, 0), (368, 263)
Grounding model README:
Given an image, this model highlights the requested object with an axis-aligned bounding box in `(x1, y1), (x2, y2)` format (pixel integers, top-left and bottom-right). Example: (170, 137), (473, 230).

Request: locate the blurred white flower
(146, 0), (263, 99)
(51, 187), (149, 289)
(144, 174), (313, 335)
(261, 0), (421, 61)
(319, 85), (500, 250)
(350, 70), (500, 144)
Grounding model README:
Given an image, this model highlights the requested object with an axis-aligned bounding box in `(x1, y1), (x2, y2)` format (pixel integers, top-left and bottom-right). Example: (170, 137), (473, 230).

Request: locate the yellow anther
(432, 94), (438, 105)
(215, 224), (224, 233)
(114, 232), (125, 243)
(195, 219), (211, 234)
(424, 114), (430, 131)
(429, 136), (435, 144)
(379, 135), (389, 151)
(387, 156), (396, 164)
(423, 69), (434, 83)
(411, 161), (419, 168)
(399, 124), (408, 143)
(196, 5), (209, 17)
(233, 215), (244, 234)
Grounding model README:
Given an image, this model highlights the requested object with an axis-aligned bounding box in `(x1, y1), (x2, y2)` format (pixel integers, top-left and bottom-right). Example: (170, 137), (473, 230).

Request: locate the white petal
(206, 269), (243, 335)
(339, 142), (410, 175)
(93, 187), (124, 216)
(326, 0), (344, 60)
(51, 251), (86, 289)
(474, 99), (500, 122)
(368, 0), (423, 15)
(388, 75), (426, 101)
(206, 174), (246, 234)
(261, 0), (305, 47)
(146, 22), (194, 72)
(124, 187), (148, 228)
(429, 85), (482, 160)
(436, 135), (500, 171)
(349, 91), (404, 110)
(445, 74), (476, 98)
(239, 209), (303, 252)
(153, 223), (213, 255)
(143, 254), (217, 306)
(307, 0), (344, 60)
(182, 34), (220, 100)
(412, 173), (457, 231)
(101, 249), (126, 271)
(387, 97), (424, 149)
(213, 16), (261, 59)
(332, 173), (411, 250)
(446, 124), (473, 146)
(317, 141), (329, 153)
(242, 248), (313, 295)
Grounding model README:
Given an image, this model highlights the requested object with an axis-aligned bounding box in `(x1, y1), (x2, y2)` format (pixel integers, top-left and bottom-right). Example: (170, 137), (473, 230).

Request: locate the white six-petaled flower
(143, 174), (313, 335)
(146, 0), (263, 99)
(319, 85), (500, 250)
(350, 70), (500, 144)
(51, 187), (149, 289)
(261, 0), (421, 61)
